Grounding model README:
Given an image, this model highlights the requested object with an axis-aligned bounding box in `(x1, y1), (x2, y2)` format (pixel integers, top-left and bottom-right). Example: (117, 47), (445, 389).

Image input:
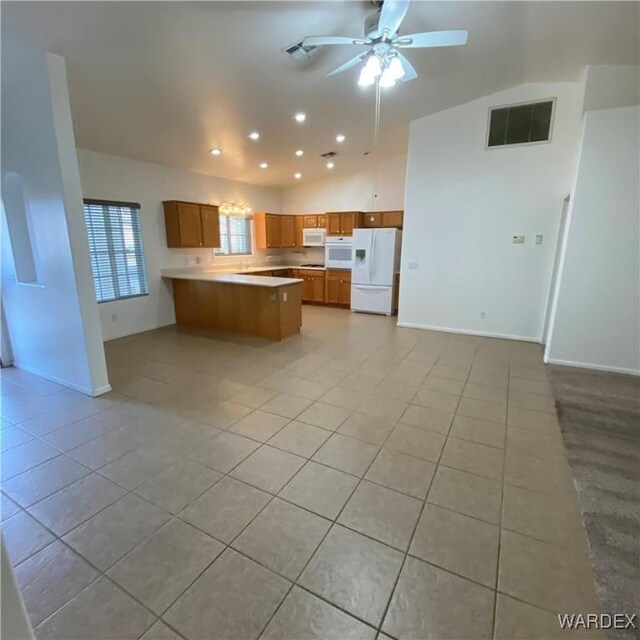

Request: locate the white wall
(77, 150), (282, 341)
(544, 106), (640, 374)
(583, 65), (640, 113)
(1, 49), (109, 395)
(398, 82), (584, 341)
(282, 155), (406, 214)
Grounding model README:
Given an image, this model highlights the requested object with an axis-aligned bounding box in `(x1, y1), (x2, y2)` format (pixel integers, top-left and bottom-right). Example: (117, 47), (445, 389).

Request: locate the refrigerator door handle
(368, 232), (374, 284)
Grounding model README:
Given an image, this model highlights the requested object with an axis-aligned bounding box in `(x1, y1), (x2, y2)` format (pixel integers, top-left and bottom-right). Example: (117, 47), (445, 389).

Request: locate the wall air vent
(320, 151), (337, 158)
(283, 39), (318, 61)
(487, 99), (555, 148)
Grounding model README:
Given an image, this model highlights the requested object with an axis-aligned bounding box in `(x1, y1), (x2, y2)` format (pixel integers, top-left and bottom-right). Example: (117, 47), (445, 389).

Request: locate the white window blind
(215, 215), (252, 256)
(83, 199), (149, 303)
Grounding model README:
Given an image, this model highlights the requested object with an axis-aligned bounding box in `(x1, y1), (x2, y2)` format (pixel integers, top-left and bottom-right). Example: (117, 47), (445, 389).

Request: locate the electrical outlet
(408, 262), (419, 270)
(535, 234), (543, 245)
(512, 235), (525, 244)
(283, 292), (288, 302)
(480, 311), (486, 319)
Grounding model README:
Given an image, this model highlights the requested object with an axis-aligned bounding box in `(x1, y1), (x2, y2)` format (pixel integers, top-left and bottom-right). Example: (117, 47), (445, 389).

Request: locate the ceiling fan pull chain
(374, 79), (381, 150)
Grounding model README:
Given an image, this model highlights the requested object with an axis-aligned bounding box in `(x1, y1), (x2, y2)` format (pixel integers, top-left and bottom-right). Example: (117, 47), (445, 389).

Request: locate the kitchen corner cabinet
(361, 210), (404, 229)
(254, 213), (282, 249)
(255, 213), (299, 249)
(325, 269), (351, 306)
(326, 212), (362, 236)
(164, 201), (221, 248)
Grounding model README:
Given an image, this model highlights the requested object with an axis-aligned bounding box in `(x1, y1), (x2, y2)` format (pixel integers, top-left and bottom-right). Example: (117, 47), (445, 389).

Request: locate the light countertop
(161, 268), (303, 288)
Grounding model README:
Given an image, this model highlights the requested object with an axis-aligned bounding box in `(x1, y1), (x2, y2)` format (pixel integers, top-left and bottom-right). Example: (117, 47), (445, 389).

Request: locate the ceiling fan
(302, 0), (468, 87)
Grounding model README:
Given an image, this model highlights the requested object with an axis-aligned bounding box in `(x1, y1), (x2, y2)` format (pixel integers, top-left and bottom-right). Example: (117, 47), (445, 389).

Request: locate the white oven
(302, 228), (326, 247)
(325, 236), (354, 269)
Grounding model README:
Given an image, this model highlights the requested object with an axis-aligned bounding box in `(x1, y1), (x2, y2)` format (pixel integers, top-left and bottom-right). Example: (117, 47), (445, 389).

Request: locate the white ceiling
(4, 1), (638, 188)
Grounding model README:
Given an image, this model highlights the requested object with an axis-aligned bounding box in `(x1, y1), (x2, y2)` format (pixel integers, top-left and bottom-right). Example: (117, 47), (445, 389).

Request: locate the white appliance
(351, 228), (402, 315)
(302, 228), (326, 247)
(325, 236), (353, 269)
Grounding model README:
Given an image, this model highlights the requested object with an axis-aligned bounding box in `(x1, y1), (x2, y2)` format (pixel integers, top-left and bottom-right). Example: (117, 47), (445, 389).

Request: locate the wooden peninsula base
(167, 273), (303, 341)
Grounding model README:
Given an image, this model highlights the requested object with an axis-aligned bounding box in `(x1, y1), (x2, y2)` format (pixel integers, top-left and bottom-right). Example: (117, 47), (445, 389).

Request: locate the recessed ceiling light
(335, 134), (346, 143)
(295, 149), (304, 157)
(326, 161), (335, 169)
(294, 172), (303, 179)
(259, 162), (268, 169)
(249, 131), (260, 140)
(294, 112), (306, 123)
(209, 147), (222, 156)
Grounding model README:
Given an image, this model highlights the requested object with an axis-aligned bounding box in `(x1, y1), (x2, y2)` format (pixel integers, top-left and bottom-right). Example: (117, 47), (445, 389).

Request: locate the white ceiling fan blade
(328, 52), (369, 76)
(377, 0), (411, 38)
(394, 30), (468, 48)
(397, 53), (417, 82)
(302, 35), (370, 47)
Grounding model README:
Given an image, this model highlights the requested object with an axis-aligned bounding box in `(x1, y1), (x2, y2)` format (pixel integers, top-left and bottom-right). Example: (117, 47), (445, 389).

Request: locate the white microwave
(325, 236), (353, 269)
(302, 228), (326, 247)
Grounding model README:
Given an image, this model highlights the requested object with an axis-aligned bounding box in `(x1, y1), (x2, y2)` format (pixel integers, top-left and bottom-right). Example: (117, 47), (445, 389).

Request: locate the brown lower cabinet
(295, 269), (326, 303)
(325, 269), (351, 306)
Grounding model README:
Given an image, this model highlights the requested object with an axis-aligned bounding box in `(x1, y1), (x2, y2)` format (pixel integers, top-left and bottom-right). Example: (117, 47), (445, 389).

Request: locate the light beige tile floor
(0, 306), (603, 639)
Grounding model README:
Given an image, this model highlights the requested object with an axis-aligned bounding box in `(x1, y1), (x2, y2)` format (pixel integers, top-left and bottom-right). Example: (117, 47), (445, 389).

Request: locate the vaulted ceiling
(4, 1), (638, 187)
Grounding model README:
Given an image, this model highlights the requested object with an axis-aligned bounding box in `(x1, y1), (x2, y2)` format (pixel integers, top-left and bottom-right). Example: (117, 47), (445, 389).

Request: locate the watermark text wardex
(558, 613), (637, 630)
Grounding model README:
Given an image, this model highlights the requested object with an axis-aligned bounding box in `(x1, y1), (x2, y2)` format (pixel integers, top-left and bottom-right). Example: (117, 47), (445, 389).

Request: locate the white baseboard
(543, 356), (640, 376)
(12, 362), (113, 396)
(103, 320), (176, 342)
(396, 321), (540, 344)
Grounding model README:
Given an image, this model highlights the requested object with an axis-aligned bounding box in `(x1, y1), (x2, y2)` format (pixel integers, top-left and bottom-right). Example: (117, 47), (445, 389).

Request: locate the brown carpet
(551, 365), (640, 640)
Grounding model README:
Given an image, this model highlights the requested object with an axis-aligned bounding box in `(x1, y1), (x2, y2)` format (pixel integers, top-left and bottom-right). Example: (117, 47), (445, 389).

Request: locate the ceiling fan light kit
(302, 0), (468, 88)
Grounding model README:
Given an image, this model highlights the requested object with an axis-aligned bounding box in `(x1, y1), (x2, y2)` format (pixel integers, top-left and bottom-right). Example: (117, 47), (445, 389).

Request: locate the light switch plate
(408, 262), (419, 269)
(535, 234), (543, 245)
(512, 235), (525, 244)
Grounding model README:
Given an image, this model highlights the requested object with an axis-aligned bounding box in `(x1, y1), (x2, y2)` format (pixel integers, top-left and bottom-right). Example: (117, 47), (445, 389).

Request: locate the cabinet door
(325, 275), (340, 304)
(362, 213), (382, 228)
(341, 212), (359, 236)
(177, 202), (203, 247)
(317, 215), (327, 228)
(381, 211), (403, 228)
(200, 205), (220, 247)
(326, 213), (342, 235)
(302, 215), (318, 228)
(338, 279), (351, 306)
(301, 277), (314, 302)
(265, 214), (282, 248)
(281, 216), (296, 248)
(294, 216), (304, 247)
(312, 276), (325, 302)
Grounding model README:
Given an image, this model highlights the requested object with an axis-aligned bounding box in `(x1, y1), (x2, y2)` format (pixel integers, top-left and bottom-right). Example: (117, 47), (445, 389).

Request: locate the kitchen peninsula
(161, 269), (303, 341)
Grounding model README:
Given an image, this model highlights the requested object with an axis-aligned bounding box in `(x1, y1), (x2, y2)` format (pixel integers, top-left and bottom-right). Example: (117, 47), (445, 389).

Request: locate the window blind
(216, 214), (252, 256)
(83, 199), (149, 303)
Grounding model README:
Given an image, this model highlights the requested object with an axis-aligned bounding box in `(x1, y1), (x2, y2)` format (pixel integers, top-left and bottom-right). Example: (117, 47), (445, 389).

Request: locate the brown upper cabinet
(255, 213), (301, 249)
(381, 211), (404, 228)
(302, 215), (319, 228)
(164, 201), (221, 248)
(280, 216), (296, 248)
(317, 215), (327, 228)
(294, 216), (304, 248)
(326, 212), (362, 236)
(361, 211), (404, 229)
(254, 213), (281, 249)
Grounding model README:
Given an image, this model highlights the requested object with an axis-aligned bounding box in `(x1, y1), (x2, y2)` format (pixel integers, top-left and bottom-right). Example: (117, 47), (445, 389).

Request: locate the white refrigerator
(351, 228), (401, 315)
